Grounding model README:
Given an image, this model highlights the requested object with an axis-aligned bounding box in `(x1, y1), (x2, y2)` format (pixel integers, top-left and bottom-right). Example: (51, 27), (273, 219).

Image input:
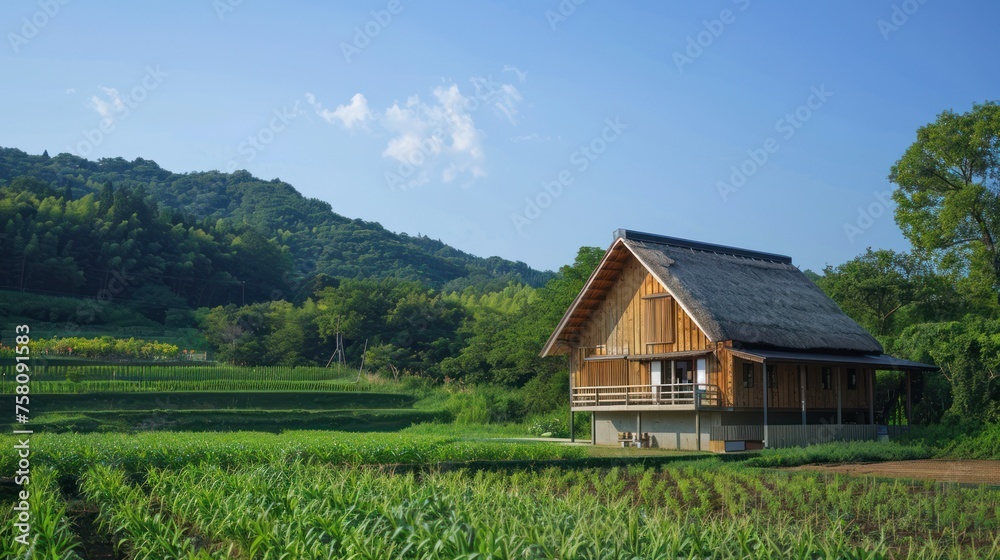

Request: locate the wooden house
(541, 230), (936, 451)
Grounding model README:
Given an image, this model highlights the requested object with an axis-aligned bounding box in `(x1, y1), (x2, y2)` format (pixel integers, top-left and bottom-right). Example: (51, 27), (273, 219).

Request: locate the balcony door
(675, 361), (690, 384)
(650, 361), (663, 386)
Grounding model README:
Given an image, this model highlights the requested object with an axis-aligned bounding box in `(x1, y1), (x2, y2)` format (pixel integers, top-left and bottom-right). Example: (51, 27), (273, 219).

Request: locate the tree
(891, 317), (1000, 423)
(817, 249), (962, 336)
(890, 101), (1000, 299)
(440, 246), (604, 387)
(99, 181), (115, 214)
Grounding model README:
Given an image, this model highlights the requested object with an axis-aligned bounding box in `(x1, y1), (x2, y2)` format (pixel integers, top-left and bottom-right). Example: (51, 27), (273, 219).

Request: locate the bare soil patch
(793, 459), (1000, 485)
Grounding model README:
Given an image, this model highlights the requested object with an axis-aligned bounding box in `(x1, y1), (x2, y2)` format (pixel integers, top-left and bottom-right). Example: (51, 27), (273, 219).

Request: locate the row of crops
(32, 378), (382, 394)
(0, 364), (358, 382)
(0, 364), (410, 394)
(0, 379), (404, 394)
(0, 431), (587, 474)
(7, 448), (999, 558)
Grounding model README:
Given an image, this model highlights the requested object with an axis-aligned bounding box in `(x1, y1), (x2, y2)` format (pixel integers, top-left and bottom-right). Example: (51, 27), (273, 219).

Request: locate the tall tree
(99, 180), (115, 214)
(890, 101), (1000, 299)
(817, 249), (962, 336)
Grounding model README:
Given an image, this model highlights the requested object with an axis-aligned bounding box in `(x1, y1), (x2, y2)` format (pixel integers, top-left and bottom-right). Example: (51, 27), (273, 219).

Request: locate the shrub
(938, 423), (1000, 459)
(744, 441), (931, 468)
(521, 370), (569, 416)
(528, 415), (568, 437)
(445, 385), (526, 425)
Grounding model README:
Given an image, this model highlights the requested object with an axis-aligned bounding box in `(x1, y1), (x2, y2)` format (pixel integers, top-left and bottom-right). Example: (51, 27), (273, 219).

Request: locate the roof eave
(539, 238), (629, 357)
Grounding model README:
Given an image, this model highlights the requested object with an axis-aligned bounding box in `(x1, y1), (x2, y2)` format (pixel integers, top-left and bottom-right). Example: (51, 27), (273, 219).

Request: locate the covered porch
(722, 348), (937, 450)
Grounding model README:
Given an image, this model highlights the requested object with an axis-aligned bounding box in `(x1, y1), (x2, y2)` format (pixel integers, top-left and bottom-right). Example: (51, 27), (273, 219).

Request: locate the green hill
(0, 147), (551, 313)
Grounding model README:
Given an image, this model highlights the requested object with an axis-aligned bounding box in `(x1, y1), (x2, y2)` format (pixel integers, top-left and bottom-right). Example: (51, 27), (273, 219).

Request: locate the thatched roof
(542, 230), (883, 356)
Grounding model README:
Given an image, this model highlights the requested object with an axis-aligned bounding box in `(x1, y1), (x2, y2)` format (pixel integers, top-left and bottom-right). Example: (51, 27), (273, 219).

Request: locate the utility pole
(325, 317), (345, 374)
(355, 338), (368, 383)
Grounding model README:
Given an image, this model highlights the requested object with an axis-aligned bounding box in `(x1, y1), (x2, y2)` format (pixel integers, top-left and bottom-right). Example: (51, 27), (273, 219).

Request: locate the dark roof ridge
(614, 229), (792, 264)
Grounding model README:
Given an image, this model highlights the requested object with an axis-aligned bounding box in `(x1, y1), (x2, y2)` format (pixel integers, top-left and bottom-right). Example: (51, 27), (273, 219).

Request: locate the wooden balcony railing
(571, 383), (721, 408)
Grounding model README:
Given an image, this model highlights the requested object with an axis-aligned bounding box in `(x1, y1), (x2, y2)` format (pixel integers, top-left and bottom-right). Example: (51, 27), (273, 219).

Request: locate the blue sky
(2, 0), (996, 273)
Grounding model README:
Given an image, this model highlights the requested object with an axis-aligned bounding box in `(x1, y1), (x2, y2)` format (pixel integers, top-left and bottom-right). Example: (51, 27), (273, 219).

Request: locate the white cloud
(503, 64), (527, 83)
(383, 132), (442, 162)
(306, 92), (372, 129)
(309, 74), (523, 189)
(90, 86), (126, 123)
(491, 84), (523, 125)
(65, 88), (76, 94)
(375, 84), (485, 185)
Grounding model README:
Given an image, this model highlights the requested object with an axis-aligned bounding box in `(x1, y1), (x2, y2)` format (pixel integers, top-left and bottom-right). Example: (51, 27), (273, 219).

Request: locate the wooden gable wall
(569, 254), (728, 402)
(574, 254), (712, 356)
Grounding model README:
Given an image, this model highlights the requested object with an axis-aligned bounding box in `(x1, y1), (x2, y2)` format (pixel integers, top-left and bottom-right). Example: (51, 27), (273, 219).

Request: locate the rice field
(0, 364), (369, 383)
(2, 432), (998, 558)
(0, 431), (586, 475)
(0, 379), (404, 394)
(0, 363), (415, 395)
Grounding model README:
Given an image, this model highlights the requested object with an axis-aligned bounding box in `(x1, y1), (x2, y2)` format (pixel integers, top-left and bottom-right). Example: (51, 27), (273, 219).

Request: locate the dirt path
(793, 459), (1000, 485)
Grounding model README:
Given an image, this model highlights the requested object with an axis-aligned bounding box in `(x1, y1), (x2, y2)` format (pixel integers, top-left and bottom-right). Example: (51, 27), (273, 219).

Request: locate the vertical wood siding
(726, 354), (872, 410)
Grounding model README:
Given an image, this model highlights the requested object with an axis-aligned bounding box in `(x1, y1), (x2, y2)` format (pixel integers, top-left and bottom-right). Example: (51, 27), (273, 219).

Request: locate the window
(821, 367), (832, 390)
(742, 362), (755, 388)
(847, 368), (858, 390)
(766, 364), (778, 389)
(642, 294), (674, 345)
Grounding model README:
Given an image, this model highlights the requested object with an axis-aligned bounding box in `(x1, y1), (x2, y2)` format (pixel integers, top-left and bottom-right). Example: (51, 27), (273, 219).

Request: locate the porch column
(905, 370), (912, 426)
(762, 359), (769, 449)
(569, 354), (575, 442)
(695, 411), (701, 451)
(836, 367), (842, 425)
(800, 365), (807, 425)
(669, 359), (676, 404)
(868, 369), (875, 424)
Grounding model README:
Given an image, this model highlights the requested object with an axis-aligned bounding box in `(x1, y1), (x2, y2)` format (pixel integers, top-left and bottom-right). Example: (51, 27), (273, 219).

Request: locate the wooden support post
(905, 370), (912, 426)
(800, 365), (807, 425)
(569, 355), (575, 442)
(636, 411), (641, 443)
(695, 411), (701, 451)
(762, 359), (768, 449)
(669, 359), (676, 405)
(836, 367), (842, 425)
(868, 369), (875, 425)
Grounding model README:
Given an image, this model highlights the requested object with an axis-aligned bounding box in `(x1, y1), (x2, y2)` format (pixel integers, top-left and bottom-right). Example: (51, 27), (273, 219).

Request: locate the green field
(16, 391), (417, 411)
(0, 432), (996, 559)
(1, 363), (368, 382)
(2, 363), (997, 558)
(3, 364), (435, 433)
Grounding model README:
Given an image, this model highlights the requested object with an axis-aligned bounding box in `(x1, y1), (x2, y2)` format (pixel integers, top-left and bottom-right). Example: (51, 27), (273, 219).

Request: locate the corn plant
(78, 464), (236, 559)
(0, 467), (82, 559)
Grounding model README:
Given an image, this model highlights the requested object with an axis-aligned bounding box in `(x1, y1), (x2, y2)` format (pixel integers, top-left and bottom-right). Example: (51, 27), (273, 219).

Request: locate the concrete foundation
(593, 410), (719, 450)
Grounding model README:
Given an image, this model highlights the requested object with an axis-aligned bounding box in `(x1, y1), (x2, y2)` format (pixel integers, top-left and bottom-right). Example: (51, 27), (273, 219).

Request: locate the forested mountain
(0, 147), (551, 316)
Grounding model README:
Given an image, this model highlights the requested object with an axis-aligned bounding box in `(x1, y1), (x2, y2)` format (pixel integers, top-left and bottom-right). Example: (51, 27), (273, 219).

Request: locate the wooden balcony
(571, 383), (721, 410)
